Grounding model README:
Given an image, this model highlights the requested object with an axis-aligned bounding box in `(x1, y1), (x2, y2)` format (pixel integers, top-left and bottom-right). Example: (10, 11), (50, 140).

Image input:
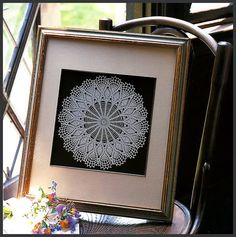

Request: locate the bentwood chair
(78, 16), (232, 234)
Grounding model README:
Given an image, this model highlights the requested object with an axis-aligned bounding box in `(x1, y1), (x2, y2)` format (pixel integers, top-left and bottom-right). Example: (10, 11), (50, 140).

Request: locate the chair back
(99, 16), (232, 233)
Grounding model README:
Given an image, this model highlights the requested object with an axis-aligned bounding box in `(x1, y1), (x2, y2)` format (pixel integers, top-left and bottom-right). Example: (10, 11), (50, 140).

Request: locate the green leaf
(38, 187), (46, 198)
(3, 206), (13, 219)
(51, 208), (57, 214)
(42, 220), (48, 228)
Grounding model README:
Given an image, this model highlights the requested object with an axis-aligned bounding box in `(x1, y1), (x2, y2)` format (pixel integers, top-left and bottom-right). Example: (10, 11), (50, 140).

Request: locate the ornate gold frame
(18, 27), (190, 222)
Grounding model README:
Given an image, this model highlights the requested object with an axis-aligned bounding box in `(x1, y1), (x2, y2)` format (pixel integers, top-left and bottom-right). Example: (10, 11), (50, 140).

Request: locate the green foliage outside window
(60, 3), (123, 29)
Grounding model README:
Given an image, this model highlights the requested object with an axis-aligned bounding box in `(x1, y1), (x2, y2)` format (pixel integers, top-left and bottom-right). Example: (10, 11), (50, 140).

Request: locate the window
(190, 3), (231, 13)
(40, 3), (126, 29)
(3, 3), (39, 199)
(189, 3), (233, 29)
(126, 3), (233, 34)
(187, 3), (233, 37)
(2, 3), (126, 199)
(3, 3), (29, 80)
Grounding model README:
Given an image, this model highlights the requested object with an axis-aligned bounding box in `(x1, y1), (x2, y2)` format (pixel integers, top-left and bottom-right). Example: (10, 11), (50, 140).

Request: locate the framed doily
(18, 28), (190, 222)
(50, 70), (156, 175)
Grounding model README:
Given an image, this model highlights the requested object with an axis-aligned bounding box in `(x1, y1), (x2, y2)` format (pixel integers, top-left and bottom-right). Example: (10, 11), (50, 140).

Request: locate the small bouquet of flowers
(4, 181), (80, 234)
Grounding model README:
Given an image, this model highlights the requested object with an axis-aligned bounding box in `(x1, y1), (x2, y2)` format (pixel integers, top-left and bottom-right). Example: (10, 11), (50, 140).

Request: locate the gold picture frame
(18, 27), (190, 222)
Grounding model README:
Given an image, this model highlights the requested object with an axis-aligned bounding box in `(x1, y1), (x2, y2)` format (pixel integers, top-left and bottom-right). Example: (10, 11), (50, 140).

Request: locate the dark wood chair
(78, 16), (232, 234)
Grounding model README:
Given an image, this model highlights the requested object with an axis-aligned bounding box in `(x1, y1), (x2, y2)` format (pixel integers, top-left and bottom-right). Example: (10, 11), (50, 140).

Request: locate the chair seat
(79, 200), (191, 234)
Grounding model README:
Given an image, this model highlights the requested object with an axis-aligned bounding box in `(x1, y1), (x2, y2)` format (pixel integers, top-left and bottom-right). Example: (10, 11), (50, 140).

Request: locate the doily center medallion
(58, 75), (149, 170)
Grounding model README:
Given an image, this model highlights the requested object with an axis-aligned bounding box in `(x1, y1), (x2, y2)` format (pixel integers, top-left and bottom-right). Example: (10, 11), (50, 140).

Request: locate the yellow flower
(70, 208), (76, 215)
(33, 222), (41, 233)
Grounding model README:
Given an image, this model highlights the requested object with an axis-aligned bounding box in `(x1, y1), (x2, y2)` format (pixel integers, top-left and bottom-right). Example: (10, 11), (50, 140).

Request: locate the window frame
(189, 3), (233, 24)
(3, 3), (40, 197)
(126, 3), (233, 32)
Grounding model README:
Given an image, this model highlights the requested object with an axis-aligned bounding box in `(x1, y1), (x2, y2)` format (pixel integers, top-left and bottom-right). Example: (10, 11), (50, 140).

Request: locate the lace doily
(58, 75), (149, 170)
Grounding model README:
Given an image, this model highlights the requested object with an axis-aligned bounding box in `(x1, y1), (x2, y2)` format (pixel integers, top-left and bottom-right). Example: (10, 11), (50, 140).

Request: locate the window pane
(41, 3), (126, 29)
(60, 3), (126, 29)
(9, 58), (32, 126)
(22, 32), (33, 73)
(3, 25), (15, 79)
(3, 173), (6, 184)
(190, 3), (231, 13)
(3, 3), (28, 40)
(11, 139), (23, 179)
(3, 114), (22, 182)
(8, 28), (33, 125)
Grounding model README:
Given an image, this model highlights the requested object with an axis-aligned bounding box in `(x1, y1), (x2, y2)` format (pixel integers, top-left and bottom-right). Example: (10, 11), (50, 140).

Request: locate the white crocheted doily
(58, 75), (149, 170)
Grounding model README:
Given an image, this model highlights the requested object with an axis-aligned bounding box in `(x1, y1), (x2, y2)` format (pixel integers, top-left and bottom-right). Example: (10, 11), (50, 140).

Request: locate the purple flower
(74, 210), (80, 219)
(56, 204), (66, 215)
(67, 215), (78, 232)
(47, 192), (59, 204)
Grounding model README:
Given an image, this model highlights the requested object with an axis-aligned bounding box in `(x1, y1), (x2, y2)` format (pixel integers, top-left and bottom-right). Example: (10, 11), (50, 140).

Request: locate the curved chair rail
(112, 16), (217, 55)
